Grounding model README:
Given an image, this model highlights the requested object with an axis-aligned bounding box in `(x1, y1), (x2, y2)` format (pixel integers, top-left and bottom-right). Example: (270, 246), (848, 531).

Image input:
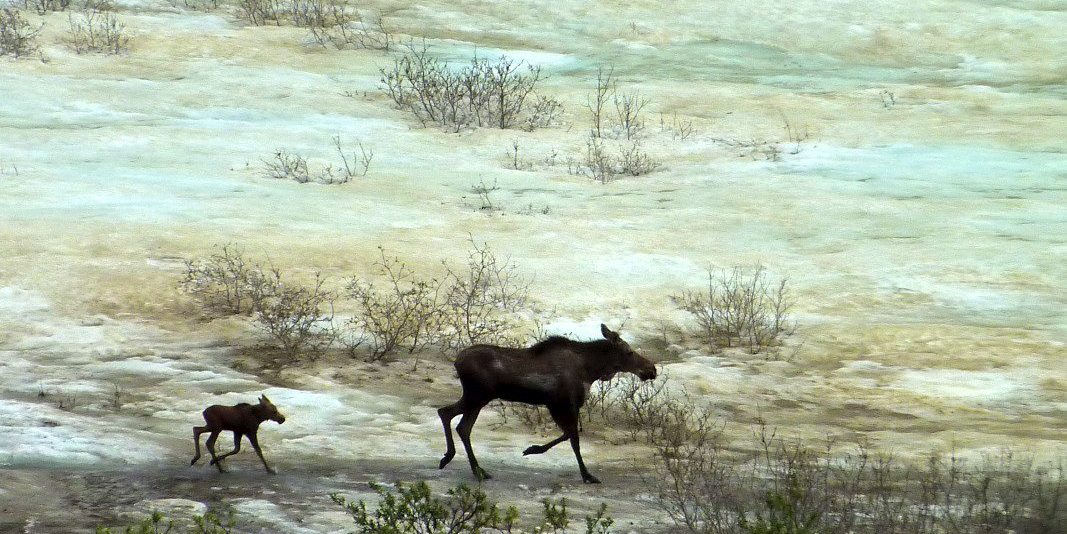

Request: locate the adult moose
(190, 395), (286, 473)
(437, 324), (657, 483)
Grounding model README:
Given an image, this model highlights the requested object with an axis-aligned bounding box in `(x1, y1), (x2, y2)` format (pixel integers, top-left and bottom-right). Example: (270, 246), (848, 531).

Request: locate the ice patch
(0, 287), (50, 315)
(892, 368), (1039, 405)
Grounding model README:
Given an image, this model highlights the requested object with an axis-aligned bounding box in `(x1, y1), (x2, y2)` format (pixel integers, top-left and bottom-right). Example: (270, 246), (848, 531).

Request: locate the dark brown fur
(437, 324), (657, 483)
(190, 395), (286, 473)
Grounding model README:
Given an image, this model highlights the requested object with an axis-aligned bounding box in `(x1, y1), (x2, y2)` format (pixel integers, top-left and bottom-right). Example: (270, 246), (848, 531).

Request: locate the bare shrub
(613, 89), (648, 140)
(0, 8), (41, 58)
(343, 241), (530, 363)
(436, 238), (530, 351)
(660, 112), (694, 140)
(522, 95), (564, 131)
(309, 5), (391, 51)
(586, 65), (616, 139)
(250, 268), (337, 360)
(236, 0), (283, 26)
(380, 42), (546, 131)
(469, 177), (500, 211)
(263, 149), (312, 182)
(66, 5), (129, 54)
(180, 243), (263, 315)
(345, 249), (441, 361)
(619, 141), (660, 176)
(573, 135), (660, 182)
(673, 265), (794, 354)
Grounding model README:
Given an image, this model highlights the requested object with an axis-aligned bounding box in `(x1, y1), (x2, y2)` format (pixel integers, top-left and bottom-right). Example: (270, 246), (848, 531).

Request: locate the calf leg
(456, 403), (490, 481)
(191, 426), (207, 465)
(210, 432), (242, 465)
(549, 405), (599, 484)
(437, 399), (465, 469)
(205, 431), (225, 472)
(248, 432), (275, 474)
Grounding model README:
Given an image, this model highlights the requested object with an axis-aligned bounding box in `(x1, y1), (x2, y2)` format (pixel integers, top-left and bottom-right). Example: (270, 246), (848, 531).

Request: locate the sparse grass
(262, 136), (372, 184)
(0, 7), (41, 58)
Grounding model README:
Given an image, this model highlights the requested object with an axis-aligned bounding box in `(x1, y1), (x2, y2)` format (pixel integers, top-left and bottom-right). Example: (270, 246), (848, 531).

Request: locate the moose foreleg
(248, 433), (276, 474)
(191, 426), (206, 465)
(550, 405), (600, 484)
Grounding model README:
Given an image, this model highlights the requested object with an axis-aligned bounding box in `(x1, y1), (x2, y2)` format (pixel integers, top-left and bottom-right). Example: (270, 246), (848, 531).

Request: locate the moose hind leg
(523, 433), (569, 456)
(205, 431), (225, 472)
(437, 400), (464, 469)
(191, 426), (207, 466)
(210, 432), (242, 465)
(456, 404), (490, 481)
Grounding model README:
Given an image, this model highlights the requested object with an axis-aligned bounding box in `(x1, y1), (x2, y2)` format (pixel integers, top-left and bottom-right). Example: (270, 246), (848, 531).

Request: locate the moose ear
(600, 323), (619, 341)
(260, 395), (270, 404)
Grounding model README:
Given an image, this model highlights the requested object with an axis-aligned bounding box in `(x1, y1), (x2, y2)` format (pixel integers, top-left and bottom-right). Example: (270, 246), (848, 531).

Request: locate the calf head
(260, 395), (286, 424)
(600, 324), (657, 381)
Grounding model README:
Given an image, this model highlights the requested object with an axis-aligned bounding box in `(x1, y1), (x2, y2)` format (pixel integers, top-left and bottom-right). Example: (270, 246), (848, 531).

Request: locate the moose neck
(577, 340), (620, 383)
(250, 404), (271, 425)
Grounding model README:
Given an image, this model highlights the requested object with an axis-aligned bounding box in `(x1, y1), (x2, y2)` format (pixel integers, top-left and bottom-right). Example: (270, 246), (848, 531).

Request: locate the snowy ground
(1, 0), (1065, 531)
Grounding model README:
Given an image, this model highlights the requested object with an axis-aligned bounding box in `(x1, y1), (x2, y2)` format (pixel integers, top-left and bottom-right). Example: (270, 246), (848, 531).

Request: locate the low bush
(650, 416), (1067, 534)
(66, 3), (129, 55)
(308, 4), (392, 51)
(332, 480), (614, 533)
(381, 42), (548, 131)
(572, 135), (660, 183)
(180, 243), (262, 315)
(673, 265), (794, 354)
(96, 510), (235, 534)
(345, 248), (441, 361)
(250, 268), (336, 361)
(345, 240), (531, 362)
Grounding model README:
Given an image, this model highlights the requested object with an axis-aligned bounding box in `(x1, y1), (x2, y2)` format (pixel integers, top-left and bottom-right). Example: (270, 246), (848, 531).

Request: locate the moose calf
(191, 395), (286, 473)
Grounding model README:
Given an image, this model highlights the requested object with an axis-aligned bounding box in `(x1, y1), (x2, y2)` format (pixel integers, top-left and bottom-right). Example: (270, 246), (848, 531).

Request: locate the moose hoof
(522, 445), (545, 456)
(582, 473), (601, 484)
(190, 458), (198, 466)
(439, 453), (454, 469)
(266, 467), (277, 475)
(474, 467), (492, 482)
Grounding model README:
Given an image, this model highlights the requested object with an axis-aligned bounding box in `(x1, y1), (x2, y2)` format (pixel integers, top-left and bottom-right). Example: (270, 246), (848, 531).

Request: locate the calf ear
(600, 323), (620, 341)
